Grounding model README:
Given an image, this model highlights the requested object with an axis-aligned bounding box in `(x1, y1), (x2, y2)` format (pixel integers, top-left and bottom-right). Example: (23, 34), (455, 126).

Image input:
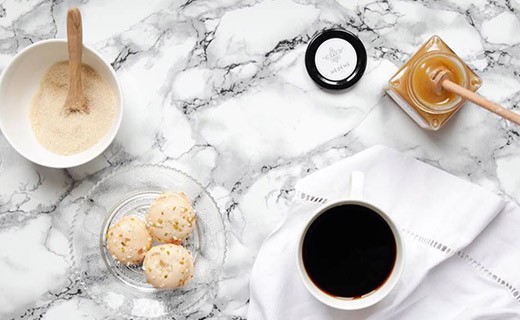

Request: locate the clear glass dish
(69, 165), (226, 319)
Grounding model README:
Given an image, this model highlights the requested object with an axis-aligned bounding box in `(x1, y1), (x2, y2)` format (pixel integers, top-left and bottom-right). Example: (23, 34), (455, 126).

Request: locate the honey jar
(386, 35), (482, 130)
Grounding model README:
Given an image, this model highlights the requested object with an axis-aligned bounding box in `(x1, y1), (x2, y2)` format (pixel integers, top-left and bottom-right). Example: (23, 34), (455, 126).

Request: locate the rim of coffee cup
(296, 199), (405, 310)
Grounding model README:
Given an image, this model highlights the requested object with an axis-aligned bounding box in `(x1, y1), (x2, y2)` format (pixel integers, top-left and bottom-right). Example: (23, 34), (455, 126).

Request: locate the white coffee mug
(297, 171), (404, 310)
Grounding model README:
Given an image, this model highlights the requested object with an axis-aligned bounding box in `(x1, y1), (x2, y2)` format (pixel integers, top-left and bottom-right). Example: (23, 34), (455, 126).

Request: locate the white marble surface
(0, 0), (520, 319)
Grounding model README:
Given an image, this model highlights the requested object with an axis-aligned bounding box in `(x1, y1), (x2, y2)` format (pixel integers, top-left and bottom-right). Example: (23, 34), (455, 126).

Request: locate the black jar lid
(305, 29), (367, 90)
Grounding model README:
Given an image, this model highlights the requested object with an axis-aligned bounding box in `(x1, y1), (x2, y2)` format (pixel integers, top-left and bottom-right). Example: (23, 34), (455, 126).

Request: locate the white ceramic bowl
(0, 39), (123, 168)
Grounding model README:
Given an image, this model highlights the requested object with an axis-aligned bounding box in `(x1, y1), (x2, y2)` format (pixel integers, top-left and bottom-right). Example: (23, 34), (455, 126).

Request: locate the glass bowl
(69, 165), (226, 319)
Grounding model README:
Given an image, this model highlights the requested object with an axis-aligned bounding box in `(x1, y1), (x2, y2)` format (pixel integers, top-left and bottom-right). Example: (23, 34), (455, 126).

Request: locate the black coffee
(302, 204), (396, 298)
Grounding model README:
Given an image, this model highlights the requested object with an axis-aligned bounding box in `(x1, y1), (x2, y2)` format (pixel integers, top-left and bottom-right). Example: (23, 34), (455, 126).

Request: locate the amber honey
(411, 53), (465, 110)
(386, 36), (482, 130)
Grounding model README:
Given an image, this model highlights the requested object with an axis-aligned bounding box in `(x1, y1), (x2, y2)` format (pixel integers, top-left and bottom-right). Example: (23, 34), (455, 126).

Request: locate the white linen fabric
(248, 145), (520, 319)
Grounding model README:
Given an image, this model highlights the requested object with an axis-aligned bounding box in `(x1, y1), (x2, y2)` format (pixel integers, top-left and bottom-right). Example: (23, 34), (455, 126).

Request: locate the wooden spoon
(64, 8), (88, 113)
(430, 68), (520, 126)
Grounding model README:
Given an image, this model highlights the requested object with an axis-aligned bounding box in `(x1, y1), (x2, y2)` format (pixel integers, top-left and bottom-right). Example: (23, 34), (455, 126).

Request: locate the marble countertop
(1, 0), (520, 319)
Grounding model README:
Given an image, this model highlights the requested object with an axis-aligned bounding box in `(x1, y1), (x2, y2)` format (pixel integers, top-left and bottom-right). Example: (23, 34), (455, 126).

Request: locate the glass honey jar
(386, 35), (482, 130)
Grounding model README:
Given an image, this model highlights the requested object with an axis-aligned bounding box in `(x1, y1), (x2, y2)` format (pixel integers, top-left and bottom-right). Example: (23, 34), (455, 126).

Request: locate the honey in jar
(386, 35), (482, 130)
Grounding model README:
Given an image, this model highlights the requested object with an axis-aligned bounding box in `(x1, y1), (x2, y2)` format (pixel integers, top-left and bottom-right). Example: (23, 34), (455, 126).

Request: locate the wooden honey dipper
(430, 68), (520, 126)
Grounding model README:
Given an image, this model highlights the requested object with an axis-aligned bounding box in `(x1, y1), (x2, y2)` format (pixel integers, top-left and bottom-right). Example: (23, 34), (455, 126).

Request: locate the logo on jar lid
(323, 47), (343, 63)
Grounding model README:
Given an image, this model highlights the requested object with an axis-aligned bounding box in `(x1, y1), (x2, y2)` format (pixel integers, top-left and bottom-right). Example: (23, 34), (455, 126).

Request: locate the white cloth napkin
(248, 146), (520, 319)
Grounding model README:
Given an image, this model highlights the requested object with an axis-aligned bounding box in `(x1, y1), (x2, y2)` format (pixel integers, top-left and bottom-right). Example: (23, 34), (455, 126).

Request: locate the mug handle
(349, 171), (364, 200)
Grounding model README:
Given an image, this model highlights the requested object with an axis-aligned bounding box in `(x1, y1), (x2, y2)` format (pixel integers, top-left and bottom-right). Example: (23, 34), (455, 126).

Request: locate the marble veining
(1, 0), (520, 319)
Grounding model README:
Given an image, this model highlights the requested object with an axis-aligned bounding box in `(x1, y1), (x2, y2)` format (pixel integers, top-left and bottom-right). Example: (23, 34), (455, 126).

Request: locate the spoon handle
(442, 79), (520, 126)
(66, 8), (84, 111)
